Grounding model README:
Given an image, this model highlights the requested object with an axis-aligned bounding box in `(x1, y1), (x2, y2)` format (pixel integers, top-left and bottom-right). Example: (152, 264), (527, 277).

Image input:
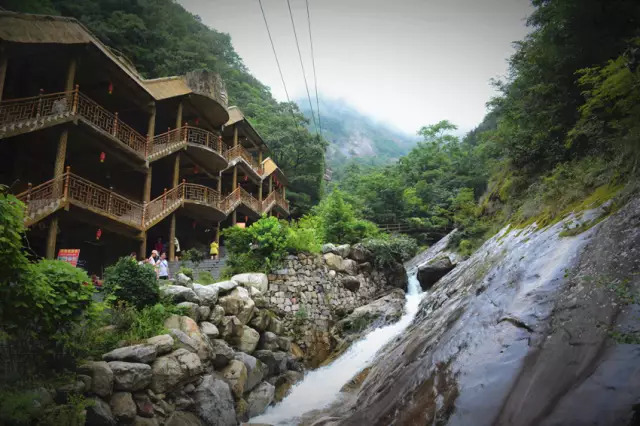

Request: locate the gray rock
(231, 273), (269, 293)
(276, 336), (292, 352)
(210, 339), (235, 369)
(150, 348), (203, 394)
(209, 305), (225, 325)
(222, 359), (248, 399)
(103, 344), (157, 364)
(199, 321), (220, 339)
(86, 397), (115, 426)
(233, 353), (267, 392)
(147, 334), (174, 355)
(165, 315), (212, 361)
(218, 287), (255, 324)
(197, 305), (211, 321)
(78, 361), (113, 398)
(335, 244), (351, 258)
(169, 329), (199, 354)
(193, 375), (236, 426)
(341, 276), (361, 292)
(323, 253), (343, 271)
(108, 362), (152, 391)
(259, 331), (279, 351)
(253, 350), (288, 378)
(133, 416), (159, 426)
(110, 392), (136, 424)
(322, 243), (337, 254)
(166, 411), (202, 426)
(218, 315), (244, 340)
(267, 317), (284, 335)
(349, 243), (372, 261)
(249, 309), (272, 332)
(416, 255), (455, 290)
(210, 280), (237, 294)
(231, 326), (260, 354)
(192, 284), (219, 305)
(246, 381), (275, 418)
(177, 301), (200, 321)
(133, 393), (154, 418)
(342, 259), (358, 275)
(160, 285), (200, 303)
(175, 273), (192, 287)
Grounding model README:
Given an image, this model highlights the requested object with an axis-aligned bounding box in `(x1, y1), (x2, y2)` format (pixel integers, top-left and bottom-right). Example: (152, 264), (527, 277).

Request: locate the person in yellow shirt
(210, 240), (219, 260)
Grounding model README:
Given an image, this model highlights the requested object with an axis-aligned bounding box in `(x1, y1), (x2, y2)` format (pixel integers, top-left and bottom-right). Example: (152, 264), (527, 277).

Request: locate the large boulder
(208, 305), (225, 325)
(267, 317), (284, 335)
(386, 261), (409, 291)
(349, 243), (372, 262)
(218, 287), (255, 324)
(110, 392), (136, 424)
(176, 302), (200, 321)
(416, 255), (455, 290)
(193, 375), (236, 426)
(231, 326), (260, 354)
(335, 244), (351, 257)
(192, 284), (219, 306)
(199, 322), (220, 339)
(270, 371), (304, 403)
(108, 362), (152, 391)
(165, 411), (202, 426)
(231, 273), (269, 293)
(253, 350), (288, 378)
(147, 335), (174, 355)
(341, 276), (361, 292)
(221, 359), (248, 399)
(322, 243), (337, 254)
(342, 258), (358, 275)
(233, 353), (267, 392)
(258, 331), (279, 351)
(219, 316), (244, 340)
(249, 309), (272, 332)
(103, 344), (157, 364)
(86, 397), (115, 426)
(210, 339), (235, 369)
(150, 348), (203, 394)
(210, 280), (237, 294)
(276, 336), (292, 352)
(175, 273), (192, 287)
(78, 361), (113, 398)
(165, 315), (212, 361)
(246, 381), (275, 418)
(323, 253), (343, 271)
(160, 285), (200, 303)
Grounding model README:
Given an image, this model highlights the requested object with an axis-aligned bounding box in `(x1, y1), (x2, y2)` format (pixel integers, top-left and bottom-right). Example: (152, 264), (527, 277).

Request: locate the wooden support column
(216, 222), (220, 244)
(233, 125), (239, 147)
(269, 175), (273, 193)
(258, 149), (263, 164)
(217, 172), (222, 193)
(232, 210), (237, 225)
(175, 101), (183, 129)
(0, 52), (7, 102)
(46, 56), (77, 259)
(258, 180), (263, 203)
(232, 166), (238, 190)
(169, 153), (180, 261)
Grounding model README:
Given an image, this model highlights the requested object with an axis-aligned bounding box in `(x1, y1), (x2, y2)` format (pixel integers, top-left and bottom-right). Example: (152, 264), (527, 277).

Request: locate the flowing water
(251, 272), (425, 425)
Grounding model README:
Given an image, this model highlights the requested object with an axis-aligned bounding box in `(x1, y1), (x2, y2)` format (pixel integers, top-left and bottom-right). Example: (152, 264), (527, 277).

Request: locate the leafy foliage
(285, 215), (324, 254)
(196, 270), (215, 285)
(103, 257), (159, 309)
(361, 235), (418, 268)
(313, 190), (380, 244)
(180, 248), (205, 265)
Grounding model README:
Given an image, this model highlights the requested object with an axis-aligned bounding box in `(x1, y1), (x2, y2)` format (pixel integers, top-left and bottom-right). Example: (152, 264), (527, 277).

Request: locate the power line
(286, 0), (319, 135)
(258, 0), (292, 105)
(306, 0), (321, 136)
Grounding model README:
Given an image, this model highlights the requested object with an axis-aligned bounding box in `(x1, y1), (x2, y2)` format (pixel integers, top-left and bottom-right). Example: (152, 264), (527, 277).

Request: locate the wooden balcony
(225, 144), (263, 179)
(149, 126), (226, 169)
(0, 87), (148, 159)
(262, 190), (290, 215)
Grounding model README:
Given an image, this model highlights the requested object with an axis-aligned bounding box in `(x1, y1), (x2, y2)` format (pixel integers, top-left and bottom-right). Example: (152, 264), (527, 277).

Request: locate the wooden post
(232, 210), (237, 225)
(233, 125), (238, 147)
(169, 214), (177, 261)
(139, 232), (147, 259)
(217, 172), (222, 193)
(232, 166), (238, 190)
(216, 222), (220, 245)
(46, 217), (58, 260)
(146, 102), (156, 158)
(143, 167), (152, 204)
(162, 188), (167, 209)
(258, 180), (263, 203)
(65, 56), (77, 92)
(175, 101), (183, 129)
(172, 153), (180, 188)
(258, 149), (263, 164)
(269, 175), (273, 193)
(0, 52), (7, 102)
(72, 85), (79, 114)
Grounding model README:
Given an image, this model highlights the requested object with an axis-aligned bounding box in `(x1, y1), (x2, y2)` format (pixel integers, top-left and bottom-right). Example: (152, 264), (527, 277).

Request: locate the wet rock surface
(319, 198), (640, 426)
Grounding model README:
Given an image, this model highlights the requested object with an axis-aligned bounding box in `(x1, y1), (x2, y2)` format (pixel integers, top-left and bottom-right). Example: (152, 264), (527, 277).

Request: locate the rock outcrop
(416, 254), (456, 290)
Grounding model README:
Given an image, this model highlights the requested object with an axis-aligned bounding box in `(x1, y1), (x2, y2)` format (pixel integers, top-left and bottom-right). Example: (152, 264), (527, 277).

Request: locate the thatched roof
(225, 106), (268, 150)
(142, 77), (192, 100)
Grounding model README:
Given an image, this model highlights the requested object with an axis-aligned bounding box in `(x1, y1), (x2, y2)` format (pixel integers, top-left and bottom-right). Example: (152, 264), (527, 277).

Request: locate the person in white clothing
(147, 250), (159, 276)
(157, 252), (169, 280)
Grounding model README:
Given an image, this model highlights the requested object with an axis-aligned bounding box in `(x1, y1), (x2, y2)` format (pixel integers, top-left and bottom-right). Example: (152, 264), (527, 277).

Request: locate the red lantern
(192, 220), (197, 229)
(99, 151), (106, 163)
(195, 118), (200, 125)
(96, 228), (102, 240)
(108, 81), (113, 95)
(244, 175), (248, 182)
(194, 165), (199, 174)
(245, 216), (248, 222)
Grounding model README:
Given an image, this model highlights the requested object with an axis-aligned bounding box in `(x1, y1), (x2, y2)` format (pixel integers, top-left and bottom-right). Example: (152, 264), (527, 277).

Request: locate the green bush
(103, 257), (159, 309)
(361, 234), (418, 268)
(314, 190), (380, 244)
(196, 270), (215, 284)
(0, 388), (90, 426)
(180, 248), (205, 265)
(285, 215), (324, 253)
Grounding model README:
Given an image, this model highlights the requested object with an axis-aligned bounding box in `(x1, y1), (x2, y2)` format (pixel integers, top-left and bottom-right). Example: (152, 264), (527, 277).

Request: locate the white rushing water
(251, 272), (425, 425)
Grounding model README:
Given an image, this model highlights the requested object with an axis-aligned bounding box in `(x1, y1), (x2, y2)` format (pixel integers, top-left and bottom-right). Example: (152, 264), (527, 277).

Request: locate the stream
(250, 271), (425, 425)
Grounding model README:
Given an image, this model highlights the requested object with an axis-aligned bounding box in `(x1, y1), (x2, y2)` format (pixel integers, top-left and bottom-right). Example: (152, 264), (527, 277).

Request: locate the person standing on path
(157, 252), (169, 280)
(210, 240), (219, 260)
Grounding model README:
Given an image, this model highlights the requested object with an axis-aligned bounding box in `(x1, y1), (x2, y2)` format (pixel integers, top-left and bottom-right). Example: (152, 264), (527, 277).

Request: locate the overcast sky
(178, 0), (533, 135)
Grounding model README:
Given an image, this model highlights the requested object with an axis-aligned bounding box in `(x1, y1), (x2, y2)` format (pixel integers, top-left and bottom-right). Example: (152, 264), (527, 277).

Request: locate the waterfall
(250, 271), (425, 425)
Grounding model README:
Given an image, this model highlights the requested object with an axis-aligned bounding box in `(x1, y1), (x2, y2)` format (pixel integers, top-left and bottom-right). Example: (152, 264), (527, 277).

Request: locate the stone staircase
(168, 253), (227, 282)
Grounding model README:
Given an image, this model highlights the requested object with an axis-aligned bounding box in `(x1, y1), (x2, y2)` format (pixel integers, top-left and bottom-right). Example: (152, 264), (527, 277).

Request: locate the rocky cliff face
(320, 197), (640, 425)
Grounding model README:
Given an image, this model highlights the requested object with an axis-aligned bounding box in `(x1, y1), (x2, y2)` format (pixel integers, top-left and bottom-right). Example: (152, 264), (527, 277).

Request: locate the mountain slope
(299, 98), (417, 168)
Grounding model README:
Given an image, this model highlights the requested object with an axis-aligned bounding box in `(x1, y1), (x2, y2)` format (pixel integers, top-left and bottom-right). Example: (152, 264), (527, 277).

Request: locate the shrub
(196, 270), (215, 284)
(361, 234), (418, 268)
(180, 248), (205, 265)
(285, 215), (324, 253)
(314, 190), (381, 244)
(103, 257), (159, 309)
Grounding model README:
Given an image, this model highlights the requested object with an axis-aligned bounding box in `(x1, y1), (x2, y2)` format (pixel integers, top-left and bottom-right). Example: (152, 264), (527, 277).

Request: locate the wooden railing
(0, 87), (148, 156)
(275, 191), (289, 212)
(225, 145), (263, 175)
(149, 126), (224, 161)
(17, 169), (144, 228)
(144, 186), (183, 228)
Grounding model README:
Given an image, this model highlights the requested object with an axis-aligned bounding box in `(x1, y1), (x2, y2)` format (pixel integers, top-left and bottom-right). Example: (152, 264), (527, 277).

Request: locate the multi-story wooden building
(0, 11), (289, 274)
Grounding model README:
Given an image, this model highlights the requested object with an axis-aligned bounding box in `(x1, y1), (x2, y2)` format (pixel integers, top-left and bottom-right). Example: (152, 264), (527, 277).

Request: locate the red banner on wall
(57, 249), (80, 267)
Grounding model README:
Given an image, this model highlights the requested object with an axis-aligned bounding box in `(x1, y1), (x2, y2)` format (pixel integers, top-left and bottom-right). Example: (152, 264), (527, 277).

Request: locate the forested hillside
(3, 0), (327, 216)
(335, 0), (640, 251)
(298, 97), (416, 169)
